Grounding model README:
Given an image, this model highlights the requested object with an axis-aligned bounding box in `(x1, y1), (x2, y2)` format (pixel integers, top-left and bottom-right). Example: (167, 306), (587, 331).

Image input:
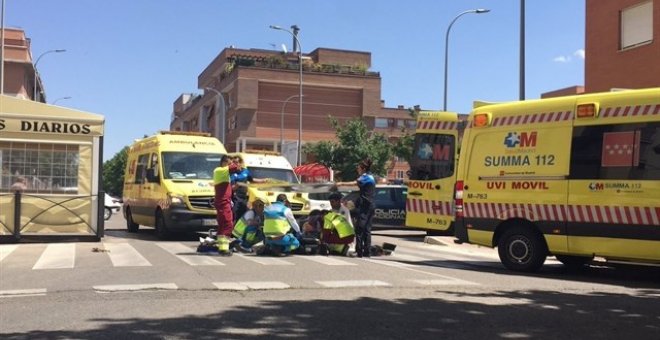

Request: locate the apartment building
(0, 28), (37, 100)
(585, 0), (659, 92)
(170, 46), (414, 181)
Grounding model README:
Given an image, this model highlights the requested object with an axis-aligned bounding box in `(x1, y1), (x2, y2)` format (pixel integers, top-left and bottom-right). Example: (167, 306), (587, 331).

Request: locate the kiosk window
(0, 141), (80, 193)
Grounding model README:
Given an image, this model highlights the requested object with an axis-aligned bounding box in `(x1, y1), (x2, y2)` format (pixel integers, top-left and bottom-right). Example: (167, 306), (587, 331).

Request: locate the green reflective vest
(323, 211), (355, 239)
(264, 202), (290, 237)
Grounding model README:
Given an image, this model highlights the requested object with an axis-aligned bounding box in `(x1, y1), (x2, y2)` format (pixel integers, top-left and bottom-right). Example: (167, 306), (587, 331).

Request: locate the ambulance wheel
(126, 207), (139, 233)
(155, 210), (170, 239)
(497, 226), (547, 272)
(104, 208), (113, 221)
(556, 255), (593, 270)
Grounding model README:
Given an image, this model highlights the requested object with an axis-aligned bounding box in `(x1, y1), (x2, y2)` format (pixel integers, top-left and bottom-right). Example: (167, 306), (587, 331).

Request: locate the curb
(423, 236), (452, 247)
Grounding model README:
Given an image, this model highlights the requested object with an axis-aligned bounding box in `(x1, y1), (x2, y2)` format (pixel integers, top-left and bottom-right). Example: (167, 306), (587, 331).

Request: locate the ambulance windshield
(249, 167), (299, 184)
(409, 133), (456, 180)
(162, 152), (223, 180)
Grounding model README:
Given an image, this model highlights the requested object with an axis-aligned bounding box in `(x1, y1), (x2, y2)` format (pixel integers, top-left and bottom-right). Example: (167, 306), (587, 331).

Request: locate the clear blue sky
(6, 0), (585, 160)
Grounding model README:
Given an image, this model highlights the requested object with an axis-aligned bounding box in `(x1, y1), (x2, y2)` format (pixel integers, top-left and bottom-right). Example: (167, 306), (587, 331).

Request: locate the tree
(303, 117), (393, 181)
(102, 146), (128, 197)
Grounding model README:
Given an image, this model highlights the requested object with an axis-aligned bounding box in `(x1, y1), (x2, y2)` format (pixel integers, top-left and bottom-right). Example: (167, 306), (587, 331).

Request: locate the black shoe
(318, 244), (329, 256)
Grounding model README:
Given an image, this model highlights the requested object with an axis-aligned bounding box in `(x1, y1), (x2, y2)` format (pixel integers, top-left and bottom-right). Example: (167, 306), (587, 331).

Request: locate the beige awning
(0, 95), (104, 136)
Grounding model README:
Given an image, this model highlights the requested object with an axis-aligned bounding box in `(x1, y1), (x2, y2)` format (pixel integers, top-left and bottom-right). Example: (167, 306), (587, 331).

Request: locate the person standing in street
(213, 155), (234, 253)
(336, 158), (375, 258)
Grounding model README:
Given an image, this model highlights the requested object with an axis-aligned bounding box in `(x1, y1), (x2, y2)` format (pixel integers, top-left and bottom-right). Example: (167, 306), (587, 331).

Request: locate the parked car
(342, 185), (407, 229)
(104, 194), (122, 220)
(306, 187), (354, 212)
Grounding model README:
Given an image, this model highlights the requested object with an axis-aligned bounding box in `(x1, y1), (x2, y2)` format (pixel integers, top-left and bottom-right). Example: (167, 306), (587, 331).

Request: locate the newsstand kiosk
(0, 95), (105, 242)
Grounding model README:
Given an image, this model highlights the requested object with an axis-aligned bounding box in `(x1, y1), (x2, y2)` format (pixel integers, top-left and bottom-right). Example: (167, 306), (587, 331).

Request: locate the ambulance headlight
(168, 193), (186, 207)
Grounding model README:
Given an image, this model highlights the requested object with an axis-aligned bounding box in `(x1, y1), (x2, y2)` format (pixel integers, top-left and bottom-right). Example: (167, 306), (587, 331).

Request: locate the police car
(342, 185), (407, 229)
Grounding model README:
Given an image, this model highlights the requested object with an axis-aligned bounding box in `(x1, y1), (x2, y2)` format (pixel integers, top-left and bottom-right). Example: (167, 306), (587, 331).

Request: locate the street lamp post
(205, 87), (227, 145)
(280, 94), (303, 153)
(33, 49), (66, 102)
(443, 9), (490, 111)
(270, 24), (303, 166)
(51, 96), (71, 105)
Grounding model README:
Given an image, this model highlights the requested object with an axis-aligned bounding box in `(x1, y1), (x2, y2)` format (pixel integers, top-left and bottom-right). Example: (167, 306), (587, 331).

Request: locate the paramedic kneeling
(232, 198), (267, 252)
(263, 194), (302, 255)
(321, 210), (355, 256)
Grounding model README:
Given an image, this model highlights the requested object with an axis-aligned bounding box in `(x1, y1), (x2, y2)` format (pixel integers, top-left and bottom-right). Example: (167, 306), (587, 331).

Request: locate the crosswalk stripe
(366, 258), (417, 267)
(93, 283), (178, 292)
(155, 242), (225, 266)
(236, 254), (294, 265)
(103, 243), (151, 267)
(298, 256), (357, 266)
(315, 280), (391, 288)
(0, 288), (47, 298)
(410, 279), (479, 286)
(0, 244), (18, 262)
(390, 254), (433, 262)
(213, 281), (290, 291)
(33, 243), (75, 269)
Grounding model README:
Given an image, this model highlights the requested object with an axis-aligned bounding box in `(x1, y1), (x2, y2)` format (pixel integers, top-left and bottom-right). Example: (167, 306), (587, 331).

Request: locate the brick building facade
(170, 46), (414, 181)
(585, 0), (659, 92)
(0, 28), (36, 100)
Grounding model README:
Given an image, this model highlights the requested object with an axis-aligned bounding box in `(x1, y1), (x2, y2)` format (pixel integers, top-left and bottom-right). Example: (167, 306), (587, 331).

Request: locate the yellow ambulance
(230, 150), (310, 217)
(122, 131), (227, 238)
(454, 88), (660, 271)
(405, 111), (462, 235)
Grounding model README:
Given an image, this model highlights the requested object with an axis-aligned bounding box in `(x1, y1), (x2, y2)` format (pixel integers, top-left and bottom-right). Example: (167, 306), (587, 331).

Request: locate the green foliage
(393, 130), (414, 163)
(303, 117), (393, 181)
(102, 146), (128, 197)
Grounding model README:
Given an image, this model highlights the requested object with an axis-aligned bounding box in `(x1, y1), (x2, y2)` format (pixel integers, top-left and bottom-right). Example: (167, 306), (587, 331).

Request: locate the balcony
(219, 55), (380, 81)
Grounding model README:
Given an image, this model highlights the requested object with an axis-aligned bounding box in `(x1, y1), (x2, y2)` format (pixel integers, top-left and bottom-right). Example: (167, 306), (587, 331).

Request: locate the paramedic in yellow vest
(321, 192), (355, 255)
(263, 194), (301, 255)
(232, 197), (267, 252)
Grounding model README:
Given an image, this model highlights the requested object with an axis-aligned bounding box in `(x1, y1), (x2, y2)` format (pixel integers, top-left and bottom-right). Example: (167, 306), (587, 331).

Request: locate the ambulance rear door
(405, 111), (459, 234)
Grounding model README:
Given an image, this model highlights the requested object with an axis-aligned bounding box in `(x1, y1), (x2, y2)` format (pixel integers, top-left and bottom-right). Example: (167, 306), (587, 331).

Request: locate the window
(375, 118), (388, 128)
(134, 154), (149, 184)
(406, 120), (417, 129)
(569, 122), (660, 180)
(409, 133), (456, 180)
(397, 119), (405, 128)
(374, 188), (392, 204)
(621, 1), (653, 49)
(0, 142), (80, 193)
(162, 152), (223, 180)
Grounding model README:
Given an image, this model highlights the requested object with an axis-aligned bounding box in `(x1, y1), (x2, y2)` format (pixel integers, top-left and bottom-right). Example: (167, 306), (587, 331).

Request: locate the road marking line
(155, 242), (225, 266)
(103, 243), (151, 267)
(315, 280), (391, 288)
(298, 256), (357, 266)
(0, 288), (47, 298)
(391, 253), (433, 262)
(366, 258), (481, 285)
(33, 243), (75, 269)
(213, 281), (290, 291)
(236, 254), (294, 265)
(367, 258), (417, 267)
(411, 279), (479, 286)
(0, 244), (18, 262)
(93, 283), (178, 292)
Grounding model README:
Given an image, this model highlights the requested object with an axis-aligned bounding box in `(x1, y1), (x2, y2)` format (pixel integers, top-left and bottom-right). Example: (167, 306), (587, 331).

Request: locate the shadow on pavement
(2, 289), (659, 339)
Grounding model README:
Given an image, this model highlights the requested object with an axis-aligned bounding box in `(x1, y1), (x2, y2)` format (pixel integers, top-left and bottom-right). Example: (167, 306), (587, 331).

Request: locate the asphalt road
(1, 212), (659, 339)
